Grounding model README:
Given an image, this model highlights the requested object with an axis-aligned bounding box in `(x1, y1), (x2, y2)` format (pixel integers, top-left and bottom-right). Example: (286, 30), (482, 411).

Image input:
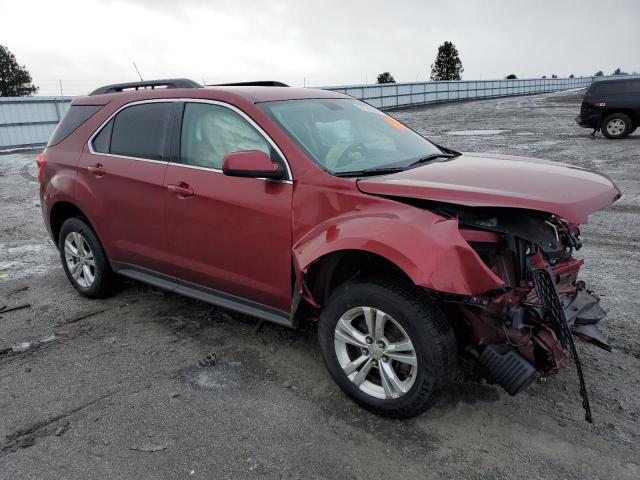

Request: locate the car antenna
(133, 62), (144, 81)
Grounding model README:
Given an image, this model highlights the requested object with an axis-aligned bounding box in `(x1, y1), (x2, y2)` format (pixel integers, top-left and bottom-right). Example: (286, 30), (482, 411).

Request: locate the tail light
(592, 102), (606, 107)
(36, 152), (47, 183)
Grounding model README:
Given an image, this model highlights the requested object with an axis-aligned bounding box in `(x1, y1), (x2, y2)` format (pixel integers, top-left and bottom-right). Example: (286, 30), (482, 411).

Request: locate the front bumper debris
(528, 253), (594, 423)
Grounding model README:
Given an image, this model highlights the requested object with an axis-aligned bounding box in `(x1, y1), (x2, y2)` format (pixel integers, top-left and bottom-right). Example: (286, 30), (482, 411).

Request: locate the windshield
(258, 98), (444, 175)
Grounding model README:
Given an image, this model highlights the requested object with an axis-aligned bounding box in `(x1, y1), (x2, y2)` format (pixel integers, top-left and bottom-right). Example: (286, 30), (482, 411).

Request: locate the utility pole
(59, 80), (64, 98)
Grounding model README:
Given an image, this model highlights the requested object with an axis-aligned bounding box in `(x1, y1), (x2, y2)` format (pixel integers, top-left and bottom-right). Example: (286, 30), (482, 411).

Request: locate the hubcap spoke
(362, 307), (375, 337)
(374, 309), (387, 341)
(380, 362), (406, 398)
(83, 265), (94, 283)
(335, 317), (368, 348)
(71, 261), (83, 280)
(343, 354), (369, 376)
(64, 242), (78, 258)
(353, 357), (373, 386)
(385, 352), (417, 366)
(385, 339), (413, 353)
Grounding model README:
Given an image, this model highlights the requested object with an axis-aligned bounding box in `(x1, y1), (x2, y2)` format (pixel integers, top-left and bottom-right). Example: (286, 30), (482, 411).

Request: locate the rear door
(163, 101), (293, 313)
(76, 101), (176, 276)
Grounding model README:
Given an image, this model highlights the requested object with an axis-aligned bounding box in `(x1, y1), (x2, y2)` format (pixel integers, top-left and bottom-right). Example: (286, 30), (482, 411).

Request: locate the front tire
(601, 113), (631, 139)
(58, 217), (116, 298)
(318, 279), (456, 418)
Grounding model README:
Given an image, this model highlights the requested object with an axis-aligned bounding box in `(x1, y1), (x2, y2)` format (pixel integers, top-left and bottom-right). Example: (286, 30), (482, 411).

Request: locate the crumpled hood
(356, 152), (621, 223)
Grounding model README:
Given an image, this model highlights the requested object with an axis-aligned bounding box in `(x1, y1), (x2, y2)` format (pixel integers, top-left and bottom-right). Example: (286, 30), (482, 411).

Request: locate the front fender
(293, 207), (504, 296)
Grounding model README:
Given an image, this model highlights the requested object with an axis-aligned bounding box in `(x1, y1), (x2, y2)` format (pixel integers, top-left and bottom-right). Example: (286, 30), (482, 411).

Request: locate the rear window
(591, 81), (629, 95)
(48, 105), (103, 146)
(109, 103), (173, 161)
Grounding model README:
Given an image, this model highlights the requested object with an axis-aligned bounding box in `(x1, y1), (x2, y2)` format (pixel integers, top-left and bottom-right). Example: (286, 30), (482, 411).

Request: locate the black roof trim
(89, 78), (202, 96)
(207, 81), (290, 87)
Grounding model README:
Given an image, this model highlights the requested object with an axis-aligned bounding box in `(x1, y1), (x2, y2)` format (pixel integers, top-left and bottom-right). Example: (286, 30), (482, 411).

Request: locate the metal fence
(1, 75), (638, 150)
(324, 75), (634, 110)
(0, 96), (73, 150)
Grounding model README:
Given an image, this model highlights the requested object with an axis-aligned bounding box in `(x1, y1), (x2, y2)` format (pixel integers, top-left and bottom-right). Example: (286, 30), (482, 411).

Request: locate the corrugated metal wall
(1, 75), (637, 150)
(0, 97), (73, 150)
(324, 75), (634, 109)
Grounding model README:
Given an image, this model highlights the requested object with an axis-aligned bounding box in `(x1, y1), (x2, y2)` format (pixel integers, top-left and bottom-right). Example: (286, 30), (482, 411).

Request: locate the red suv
(39, 79), (620, 420)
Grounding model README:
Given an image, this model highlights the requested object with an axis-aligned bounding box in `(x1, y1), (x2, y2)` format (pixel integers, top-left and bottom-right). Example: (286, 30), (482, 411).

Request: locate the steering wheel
(335, 142), (367, 169)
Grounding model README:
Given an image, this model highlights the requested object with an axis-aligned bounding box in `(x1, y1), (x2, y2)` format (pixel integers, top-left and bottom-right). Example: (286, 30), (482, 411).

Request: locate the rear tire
(318, 278), (456, 418)
(601, 113), (631, 139)
(58, 217), (117, 298)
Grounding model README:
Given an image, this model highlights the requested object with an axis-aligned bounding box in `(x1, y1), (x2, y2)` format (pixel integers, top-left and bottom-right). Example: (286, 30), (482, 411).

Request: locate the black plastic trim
(111, 262), (293, 328)
(89, 78), (202, 96)
(208, 81), (289, 87)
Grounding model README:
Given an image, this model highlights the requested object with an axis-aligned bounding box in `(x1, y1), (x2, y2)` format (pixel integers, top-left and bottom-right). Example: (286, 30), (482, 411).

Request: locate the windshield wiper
(334, 166), (406, 178)
(407, 153), (458, 168)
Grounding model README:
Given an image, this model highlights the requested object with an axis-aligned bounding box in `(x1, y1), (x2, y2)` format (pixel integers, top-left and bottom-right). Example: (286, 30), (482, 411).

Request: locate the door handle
(167, 182), (195, 198)
(87, 163), (106, 176)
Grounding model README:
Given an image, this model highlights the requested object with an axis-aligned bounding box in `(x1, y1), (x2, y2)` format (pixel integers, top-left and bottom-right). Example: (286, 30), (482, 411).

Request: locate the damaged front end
(435, 204), (609, 422)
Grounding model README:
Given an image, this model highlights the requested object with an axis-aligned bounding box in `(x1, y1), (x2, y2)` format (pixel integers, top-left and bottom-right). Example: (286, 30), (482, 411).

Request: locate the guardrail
(1, 75), (637, 150)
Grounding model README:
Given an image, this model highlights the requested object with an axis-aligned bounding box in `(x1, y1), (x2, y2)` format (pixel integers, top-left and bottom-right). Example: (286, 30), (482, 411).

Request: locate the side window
(180, 103), (270, 169)
(109, 103), (173, 160)
(630, 81), (640, 93)
(597, 82), (627, 95)
(48, 105), (103, 147)
(92, 118), (113, 153)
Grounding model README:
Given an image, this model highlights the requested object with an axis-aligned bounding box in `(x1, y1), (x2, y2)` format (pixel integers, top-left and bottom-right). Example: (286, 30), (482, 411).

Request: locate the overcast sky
(2, 0), (638, 96)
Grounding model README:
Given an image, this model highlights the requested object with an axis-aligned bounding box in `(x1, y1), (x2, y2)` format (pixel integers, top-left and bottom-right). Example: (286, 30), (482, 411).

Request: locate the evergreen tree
(376, 72), (396, 84)
(594, 70), (604, 76)
(505, 74), (517, 79)
(429, 42), (463, 81)
(0, 45), (38, 97)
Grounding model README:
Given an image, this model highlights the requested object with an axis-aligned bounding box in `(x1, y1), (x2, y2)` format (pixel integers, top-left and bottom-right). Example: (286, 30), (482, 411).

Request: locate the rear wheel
(59, 217), (117, 298)
(318, 279), (456, 418)
(601, 113), (631, 139)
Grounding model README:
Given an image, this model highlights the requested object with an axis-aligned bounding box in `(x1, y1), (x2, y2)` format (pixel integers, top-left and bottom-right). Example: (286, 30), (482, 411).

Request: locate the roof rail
(89, 78), (202, 96)
(207, 81), (290, 87)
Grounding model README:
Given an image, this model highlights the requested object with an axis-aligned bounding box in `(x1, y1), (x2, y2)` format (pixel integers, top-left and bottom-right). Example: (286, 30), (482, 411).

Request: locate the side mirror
(222, 150), (284, 180)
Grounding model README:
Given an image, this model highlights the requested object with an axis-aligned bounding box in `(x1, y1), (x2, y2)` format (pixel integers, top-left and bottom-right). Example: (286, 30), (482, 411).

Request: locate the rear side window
(630, 81), (640, 93)
(592, 82), (628, 95)
(92, 119), (113, 153)
(109, 103), (173, 160)
(48, 105), (103, 146)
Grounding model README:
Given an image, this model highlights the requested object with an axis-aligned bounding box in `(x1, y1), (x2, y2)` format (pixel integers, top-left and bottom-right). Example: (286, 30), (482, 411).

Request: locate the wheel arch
(293, 212), (506, 306)
(602, 108), (635, 122)
(302, 249), (414, 305)
(49, 201), (95, 247)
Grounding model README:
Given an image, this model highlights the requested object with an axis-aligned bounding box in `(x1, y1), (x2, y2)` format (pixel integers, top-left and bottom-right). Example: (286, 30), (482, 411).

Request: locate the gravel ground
(1, 90), (639, 479)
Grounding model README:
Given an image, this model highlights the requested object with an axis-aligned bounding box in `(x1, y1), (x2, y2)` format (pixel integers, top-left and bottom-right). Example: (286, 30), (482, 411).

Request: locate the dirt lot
(1, 90), (639, 479)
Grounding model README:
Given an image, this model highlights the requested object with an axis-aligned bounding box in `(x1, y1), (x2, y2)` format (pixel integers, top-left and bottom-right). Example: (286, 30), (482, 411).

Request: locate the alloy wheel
(63, 231), (96, 288)
(606, 118), (626, 136)
(334, 306), (417, 400)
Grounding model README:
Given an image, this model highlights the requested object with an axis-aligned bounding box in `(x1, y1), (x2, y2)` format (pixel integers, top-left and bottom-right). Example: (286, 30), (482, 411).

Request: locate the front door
(164, 101), (293, 312)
